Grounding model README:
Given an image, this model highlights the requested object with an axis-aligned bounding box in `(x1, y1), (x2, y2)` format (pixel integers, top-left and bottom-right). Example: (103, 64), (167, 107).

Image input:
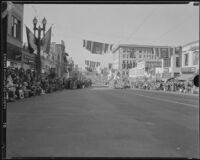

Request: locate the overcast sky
(23, 3), (199, 68)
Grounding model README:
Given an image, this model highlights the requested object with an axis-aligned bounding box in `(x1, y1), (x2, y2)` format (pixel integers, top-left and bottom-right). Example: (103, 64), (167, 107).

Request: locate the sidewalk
(129, 88), (199, 97)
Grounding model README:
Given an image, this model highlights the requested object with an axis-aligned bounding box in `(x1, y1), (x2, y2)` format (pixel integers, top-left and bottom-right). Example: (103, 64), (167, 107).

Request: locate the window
(123, 54), (126, 58)
(156, 48), (159, 57)
(184, 54), (189, 66)
(170, 48), (173, 56)
(122, 61), (126, 69)
(130, 52), (135, 58)
(11, 16), (21, 39)
(176, 57), (180, 67)
(163, 59), (171, 67)
(193, 51), (199, 65)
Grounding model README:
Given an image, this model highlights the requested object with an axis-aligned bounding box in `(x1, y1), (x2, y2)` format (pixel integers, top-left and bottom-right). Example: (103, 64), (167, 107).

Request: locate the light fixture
(42, 17), (47, 25)
(33, 17), (38, 25)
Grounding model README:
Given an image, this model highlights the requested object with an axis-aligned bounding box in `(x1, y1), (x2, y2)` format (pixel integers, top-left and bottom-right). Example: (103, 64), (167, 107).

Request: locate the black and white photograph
(1, 1), (199, 159)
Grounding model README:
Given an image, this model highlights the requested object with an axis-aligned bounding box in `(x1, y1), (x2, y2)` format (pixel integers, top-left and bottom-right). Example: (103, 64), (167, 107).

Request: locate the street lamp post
(33, 16), (47, 78)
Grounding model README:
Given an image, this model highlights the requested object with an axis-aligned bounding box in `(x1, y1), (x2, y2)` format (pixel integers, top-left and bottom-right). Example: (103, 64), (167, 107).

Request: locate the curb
(130, 88), (199, 97)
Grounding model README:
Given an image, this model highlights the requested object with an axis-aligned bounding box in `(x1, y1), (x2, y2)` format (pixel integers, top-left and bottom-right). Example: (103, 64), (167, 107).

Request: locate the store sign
(146, 61), (162, 68)
(181, 67), (196, 73)
(163, 68), (169, 73)
(23, 55), (35, 65)
(163, 73), (171, 78)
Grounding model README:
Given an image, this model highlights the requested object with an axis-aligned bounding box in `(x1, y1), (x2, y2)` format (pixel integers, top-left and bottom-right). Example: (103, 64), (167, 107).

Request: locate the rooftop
(182, 40), (199, 48)
(112, 44), (175, 53)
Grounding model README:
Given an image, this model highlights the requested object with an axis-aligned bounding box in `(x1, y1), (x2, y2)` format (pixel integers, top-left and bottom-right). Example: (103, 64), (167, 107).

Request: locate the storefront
(7, 42), (23, 68)
(161, 67), (171, 80)
(178, 67), (197, 81)
(22, 49), (35, 70)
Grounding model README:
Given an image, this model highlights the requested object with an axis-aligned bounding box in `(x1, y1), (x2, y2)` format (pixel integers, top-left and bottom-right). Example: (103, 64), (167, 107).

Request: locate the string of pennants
(83, 40), (113, 54)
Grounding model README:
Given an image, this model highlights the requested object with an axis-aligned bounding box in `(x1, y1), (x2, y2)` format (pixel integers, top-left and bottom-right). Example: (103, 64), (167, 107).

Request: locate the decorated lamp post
(33, 16), (47, 78)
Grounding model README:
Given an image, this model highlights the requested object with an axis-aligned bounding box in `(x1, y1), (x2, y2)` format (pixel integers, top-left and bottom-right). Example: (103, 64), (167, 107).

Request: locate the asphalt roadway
(7, 87), (199, 158)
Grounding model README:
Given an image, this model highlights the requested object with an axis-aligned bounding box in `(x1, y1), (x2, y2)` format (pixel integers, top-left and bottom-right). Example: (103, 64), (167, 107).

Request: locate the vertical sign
(1, 13), (7, 159)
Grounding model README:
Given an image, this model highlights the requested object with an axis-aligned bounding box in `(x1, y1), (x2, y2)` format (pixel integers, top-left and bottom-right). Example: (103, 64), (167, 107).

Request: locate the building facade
(112, 44), (173, 77)
(179, 40), (199, 80)
(48, 41), (68, 77)
(6, 3), (24, 68)
(159, 46), (182, 79)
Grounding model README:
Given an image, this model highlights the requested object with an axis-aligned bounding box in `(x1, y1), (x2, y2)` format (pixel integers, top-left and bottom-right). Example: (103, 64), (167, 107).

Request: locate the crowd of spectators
(129, 78), (198, 94)
(6, 67), (92, 102)
(109, 75), (198, 94)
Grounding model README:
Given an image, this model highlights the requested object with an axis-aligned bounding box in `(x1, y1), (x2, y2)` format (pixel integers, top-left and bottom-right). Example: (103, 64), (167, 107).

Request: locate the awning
(166, 77), (177, 82)
(177, 74), (195, 81)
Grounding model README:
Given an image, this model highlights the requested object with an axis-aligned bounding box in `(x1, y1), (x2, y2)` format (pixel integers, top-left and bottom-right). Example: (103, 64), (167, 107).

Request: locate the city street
(7, 87), (199, 158)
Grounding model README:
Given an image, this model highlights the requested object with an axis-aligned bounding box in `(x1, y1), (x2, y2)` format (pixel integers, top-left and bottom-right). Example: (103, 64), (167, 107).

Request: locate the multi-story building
(6, 3), (24, 68)
(158, 46), (182, 79)
(112, 44), (173, 77)
(48, 41), (68, 77)
(179, 40), (199, 80)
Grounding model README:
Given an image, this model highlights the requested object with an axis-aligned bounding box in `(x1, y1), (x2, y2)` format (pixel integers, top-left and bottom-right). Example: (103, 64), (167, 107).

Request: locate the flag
(83, 40), (86, 47)
(110, 44), (113, 51)
(26, 26), (37, 53)
(92, 41), (103, 54)
(86, 41), (92, 51)
(104, 43), (109, 53)
(41, 27), (52, 54)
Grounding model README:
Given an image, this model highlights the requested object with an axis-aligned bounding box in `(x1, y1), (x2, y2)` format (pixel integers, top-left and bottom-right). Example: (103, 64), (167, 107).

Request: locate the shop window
(193, 51), (199, 65)
(11, 16), (21, 40)
(156, 48), (159, 57)
(176, 57), (180, 67)
(163, 59), (171, 67)
(170, 48), (173, 56)
(184, 54), (189, 66)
